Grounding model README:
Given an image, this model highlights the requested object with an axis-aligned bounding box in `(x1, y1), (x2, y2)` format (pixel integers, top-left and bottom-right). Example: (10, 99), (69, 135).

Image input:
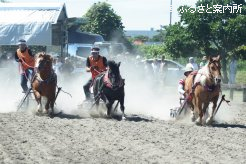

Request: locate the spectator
(59, 57), (74, 78)
(53, 56), (62, 75)
(199, 55), (208, 68)
(186, 57), (199, 71)
(151, 59), (159, 75)
(159, 56), (167, 81)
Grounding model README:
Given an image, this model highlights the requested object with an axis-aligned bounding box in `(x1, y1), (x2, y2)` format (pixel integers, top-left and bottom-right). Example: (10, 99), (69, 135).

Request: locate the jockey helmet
(184, 65), (193, 76)
(17, 39), (27, 45)
(91, 47), (100, 53)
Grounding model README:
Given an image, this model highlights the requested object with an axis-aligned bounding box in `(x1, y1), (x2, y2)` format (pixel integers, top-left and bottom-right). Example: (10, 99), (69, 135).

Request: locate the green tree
(67, 17), (87, 31)
(133, 35), (149, 42)
(81, 2), (124, 41)
(179, 0), (246, 82)
(164, 23), (197, 59)
(81, 2), (133, 52)
(139, 44), (165, 59)
(150, 26), (166, 42)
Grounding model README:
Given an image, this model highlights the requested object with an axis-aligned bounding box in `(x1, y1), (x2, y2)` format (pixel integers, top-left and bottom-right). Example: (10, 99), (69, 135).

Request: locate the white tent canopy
(0, 3), (67, 45)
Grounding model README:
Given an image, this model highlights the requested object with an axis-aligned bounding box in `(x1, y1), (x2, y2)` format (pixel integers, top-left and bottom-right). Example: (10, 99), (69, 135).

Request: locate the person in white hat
(83, 47), (108, 101)
(178, 65), (194, 98)
(186, 57), (199, 71)
(14, 39), (35, 93)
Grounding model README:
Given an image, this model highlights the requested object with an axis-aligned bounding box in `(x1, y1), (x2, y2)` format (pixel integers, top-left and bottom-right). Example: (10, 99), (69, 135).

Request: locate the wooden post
(243, 88), (246, 102)
(230, 88), (234, 100)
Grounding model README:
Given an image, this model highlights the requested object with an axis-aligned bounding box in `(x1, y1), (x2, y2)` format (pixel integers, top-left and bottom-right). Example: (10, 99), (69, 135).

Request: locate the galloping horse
(184, 55), (221, 125)
(32, 52), (57, 115)
(93, 60), (125, 119)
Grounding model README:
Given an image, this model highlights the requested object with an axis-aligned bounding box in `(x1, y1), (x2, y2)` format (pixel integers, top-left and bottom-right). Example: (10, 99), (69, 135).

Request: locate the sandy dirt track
(0, 102), (246, 164)
(1, 65), (246, 163)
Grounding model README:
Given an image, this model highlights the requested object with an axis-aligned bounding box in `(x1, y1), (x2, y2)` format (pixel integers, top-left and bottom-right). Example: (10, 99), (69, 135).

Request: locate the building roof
(0, 2), (67, 24)
(0, 2), (68, 45)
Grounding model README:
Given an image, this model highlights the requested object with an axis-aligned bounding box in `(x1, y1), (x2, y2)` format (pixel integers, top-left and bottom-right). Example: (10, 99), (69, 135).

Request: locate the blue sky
(10, 0), (197, 30)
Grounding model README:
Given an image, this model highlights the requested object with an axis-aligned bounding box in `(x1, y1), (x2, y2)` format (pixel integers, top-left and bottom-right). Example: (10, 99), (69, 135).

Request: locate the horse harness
(92, 71), (125, 103)
(186, 71), (220, 102)
(33, 70), (57, 94)
(103, 71), (125, 91)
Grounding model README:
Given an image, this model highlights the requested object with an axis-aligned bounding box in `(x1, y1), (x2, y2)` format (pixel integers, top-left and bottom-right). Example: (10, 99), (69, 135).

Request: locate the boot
(84, 92), (91, 101)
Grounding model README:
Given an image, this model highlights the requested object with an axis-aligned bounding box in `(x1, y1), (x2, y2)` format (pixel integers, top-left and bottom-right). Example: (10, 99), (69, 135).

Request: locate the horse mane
(36, 52), (53, 61)
(107, 60), (120, 73)
(107, 60), (118, 68)
(194, 64), (209, 86)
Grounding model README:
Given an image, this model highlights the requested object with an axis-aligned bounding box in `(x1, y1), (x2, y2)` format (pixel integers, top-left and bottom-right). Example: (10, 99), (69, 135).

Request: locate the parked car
(141, 59), (185, 85)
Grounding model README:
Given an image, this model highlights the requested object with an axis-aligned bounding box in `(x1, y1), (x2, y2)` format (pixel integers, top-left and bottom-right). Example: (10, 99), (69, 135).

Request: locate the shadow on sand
(124, 114), (153, 122)
(212, 123), (246, 129)
(51, 111), (153, 122)
(51, 111), (82, 119)
(107, 114), (153, 122)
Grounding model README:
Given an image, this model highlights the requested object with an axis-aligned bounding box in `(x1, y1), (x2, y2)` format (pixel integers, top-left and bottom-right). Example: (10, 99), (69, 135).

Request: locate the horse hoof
(49, 113), (54, 118)
(206, 117), (213, 125)
(43, 110), (48, 114)
(122, 116), (126, 120)
(195, 121), (202, 126)
(195, 118), (202, 126)
(191, 115), (196, 122)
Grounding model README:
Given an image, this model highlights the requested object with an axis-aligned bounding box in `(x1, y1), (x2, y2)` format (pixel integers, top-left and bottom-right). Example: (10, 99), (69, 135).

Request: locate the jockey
(178, 65), (193, 99)
(83, 47), (107, 100)
(14, 39), (35, 93)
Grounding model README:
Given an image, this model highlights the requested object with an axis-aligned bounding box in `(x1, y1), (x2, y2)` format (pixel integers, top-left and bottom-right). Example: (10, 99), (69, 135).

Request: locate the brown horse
(32, 52), (57, 115)
(184, 55), (221, 125)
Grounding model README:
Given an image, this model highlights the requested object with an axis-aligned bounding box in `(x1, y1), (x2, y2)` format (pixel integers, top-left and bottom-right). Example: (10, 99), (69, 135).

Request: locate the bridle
(37, 59), (51, 72)
(207, 61), (221, 84)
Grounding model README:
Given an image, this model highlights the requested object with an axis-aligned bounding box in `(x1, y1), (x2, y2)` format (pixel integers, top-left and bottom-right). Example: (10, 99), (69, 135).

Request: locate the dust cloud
(0, 63), (23, 113)
(0, 55), (236, 123)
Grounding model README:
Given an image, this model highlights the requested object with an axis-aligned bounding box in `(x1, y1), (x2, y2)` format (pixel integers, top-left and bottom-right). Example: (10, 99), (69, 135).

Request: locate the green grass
(222, 89), (245, 103)
(236, 70), (246, 84)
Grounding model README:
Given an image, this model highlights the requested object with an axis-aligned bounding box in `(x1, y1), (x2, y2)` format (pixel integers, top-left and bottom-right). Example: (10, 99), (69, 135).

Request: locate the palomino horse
(184, 55), (221, 125)
(32, 52), (57, 115)
(93, 60), (125, 119)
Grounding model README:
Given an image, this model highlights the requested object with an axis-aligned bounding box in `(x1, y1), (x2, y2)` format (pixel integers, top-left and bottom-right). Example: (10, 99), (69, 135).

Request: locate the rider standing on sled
(170, 65), (194, 118)
(14, 39), (35, 93)
(178, 65), (194, 100)
(83, 47), (107, 101)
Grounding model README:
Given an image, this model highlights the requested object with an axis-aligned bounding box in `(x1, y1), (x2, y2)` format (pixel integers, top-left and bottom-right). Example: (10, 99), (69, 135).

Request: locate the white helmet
(184, 65), (193, 76)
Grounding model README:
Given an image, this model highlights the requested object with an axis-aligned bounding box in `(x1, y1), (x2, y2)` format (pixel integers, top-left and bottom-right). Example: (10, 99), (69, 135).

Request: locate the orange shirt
(88, 55), (107, 79)
(16, 48), (35, 71)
